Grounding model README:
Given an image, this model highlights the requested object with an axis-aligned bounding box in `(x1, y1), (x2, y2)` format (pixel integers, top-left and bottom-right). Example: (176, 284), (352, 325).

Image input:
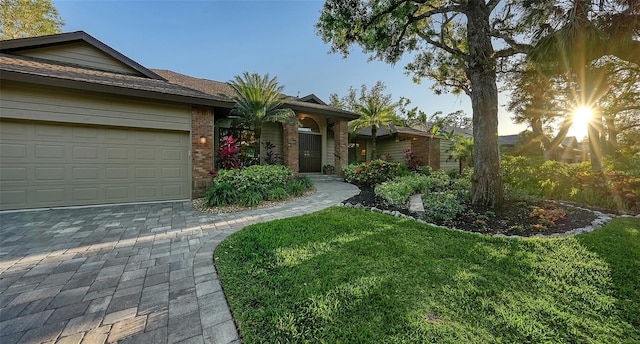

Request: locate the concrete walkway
(0, 180), (359, 344)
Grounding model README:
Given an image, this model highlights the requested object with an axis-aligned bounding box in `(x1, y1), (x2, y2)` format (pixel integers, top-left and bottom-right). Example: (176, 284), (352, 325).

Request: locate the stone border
(339, 201), (637, 239)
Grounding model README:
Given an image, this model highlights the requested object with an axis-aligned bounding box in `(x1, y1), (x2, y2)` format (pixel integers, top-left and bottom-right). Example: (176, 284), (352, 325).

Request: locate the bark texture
(467, 0), (504, 207)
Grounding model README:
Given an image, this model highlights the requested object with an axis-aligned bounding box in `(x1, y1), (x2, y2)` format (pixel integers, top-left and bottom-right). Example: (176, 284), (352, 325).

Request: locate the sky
(54, 0), (528, 135)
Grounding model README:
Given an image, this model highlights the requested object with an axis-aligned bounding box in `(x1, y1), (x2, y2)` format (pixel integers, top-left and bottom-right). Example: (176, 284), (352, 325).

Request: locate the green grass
(215, 208), (640, 343)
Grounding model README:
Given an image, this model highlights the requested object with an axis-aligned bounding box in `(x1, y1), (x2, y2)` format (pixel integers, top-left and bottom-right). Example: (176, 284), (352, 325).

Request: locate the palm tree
(226, 72), (297, 156)
(349, 97), (399, 160)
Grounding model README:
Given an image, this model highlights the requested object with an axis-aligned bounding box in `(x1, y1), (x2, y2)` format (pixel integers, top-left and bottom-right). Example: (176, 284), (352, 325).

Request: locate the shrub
(237, 188), (264, 207)
(266, 187), (289, 201)
(502, 155), (640, 212)
(286, 179), (307, 196)
(215, 165), (294, 193)
(374, 171), (471, 206)
(293, 176), (313, 189)
(204, 183), (238, 207)
(415, 165), (432, 176)
(343, 160), (408, 186)
(422, 191), (466, 222)
(403, 148), (420, 171)
(262, 141), (282, 165)
(216, 135), (241, 170)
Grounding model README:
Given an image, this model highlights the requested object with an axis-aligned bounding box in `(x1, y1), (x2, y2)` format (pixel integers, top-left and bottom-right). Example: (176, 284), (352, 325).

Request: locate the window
(298, 117), (320, 133)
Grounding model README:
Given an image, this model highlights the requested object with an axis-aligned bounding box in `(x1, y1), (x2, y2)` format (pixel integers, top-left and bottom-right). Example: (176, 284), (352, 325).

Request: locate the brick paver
(0, 180), (358, 343)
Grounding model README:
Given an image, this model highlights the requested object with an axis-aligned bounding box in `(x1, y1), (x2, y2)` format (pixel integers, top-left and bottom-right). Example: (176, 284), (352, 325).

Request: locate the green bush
(422, 190), (466, 222)
(293, 176), (313, 189)
(202, 165), (314, 208)
(374, 172), (472, 206)
(237, 188), (264, 207)
(502, 155), (640, 212)
(266, 187), (289, 201)
(286, 179), (307, 196)
(215, 165), (294, 192)
(204, 182), (238, 207)
(343, 160), (408, 186)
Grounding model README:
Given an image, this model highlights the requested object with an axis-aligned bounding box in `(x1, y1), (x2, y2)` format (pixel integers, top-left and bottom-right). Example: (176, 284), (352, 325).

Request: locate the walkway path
(0, 180), (359, 344)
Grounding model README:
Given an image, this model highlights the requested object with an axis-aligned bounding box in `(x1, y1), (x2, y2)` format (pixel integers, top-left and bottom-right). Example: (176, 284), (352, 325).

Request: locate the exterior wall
(376, 139), (411, 163)
(411, 137), (441, 170)
(282, 123), (299, 174)
(16, 42), (139, 75)
(440, 139), (459, 170)
(191, 106), (214, 197)
(260, 122), (284, 162)
(0, 81), (191, 131)
(333, 120), (348, 175)
(325, 128), (335, 166)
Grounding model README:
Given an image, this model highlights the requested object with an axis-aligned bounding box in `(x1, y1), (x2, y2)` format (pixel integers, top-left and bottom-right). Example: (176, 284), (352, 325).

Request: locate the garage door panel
(35, 144), (65, 158)
(106, 187), (130, 200)
(135, 149), (156, 160)
(0, 121), (190, 210)
(106, 147), (129, 160)
(73, 188), (99, 201)
(1, 143), (27, 158)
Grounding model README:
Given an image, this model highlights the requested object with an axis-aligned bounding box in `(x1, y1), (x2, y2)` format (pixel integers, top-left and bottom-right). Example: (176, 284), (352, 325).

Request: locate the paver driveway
(0, 180), (359, 344)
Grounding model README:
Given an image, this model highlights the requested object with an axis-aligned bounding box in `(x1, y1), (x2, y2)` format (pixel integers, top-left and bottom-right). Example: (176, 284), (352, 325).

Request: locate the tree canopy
(1, 0), (64, 40)
(317, 0), (532, 207)
(226, 72), (297, 142)
(331, 81), (401, 159)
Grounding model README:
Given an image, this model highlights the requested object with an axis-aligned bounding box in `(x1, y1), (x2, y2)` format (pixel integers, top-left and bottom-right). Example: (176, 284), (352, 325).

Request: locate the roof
(297, 94), (327, 105)
(0, 32), (234, 107)
(0, 53), (234, 107)
(153, 69), (359, 120)
(499, 134), (520, 146)
(1, 31), (161, 79)
(355, 124), (432, 138)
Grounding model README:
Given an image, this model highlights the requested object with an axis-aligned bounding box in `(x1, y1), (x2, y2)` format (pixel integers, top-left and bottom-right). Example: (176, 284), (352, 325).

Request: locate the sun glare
(570, 106), (593, 139)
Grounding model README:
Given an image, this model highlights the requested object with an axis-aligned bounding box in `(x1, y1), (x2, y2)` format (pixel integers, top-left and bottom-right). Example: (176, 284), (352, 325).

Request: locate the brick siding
(191, 105), (214, 197)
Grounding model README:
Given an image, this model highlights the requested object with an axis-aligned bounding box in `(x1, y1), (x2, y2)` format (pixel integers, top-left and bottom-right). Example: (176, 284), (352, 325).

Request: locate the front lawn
(215, 207), (640, 343)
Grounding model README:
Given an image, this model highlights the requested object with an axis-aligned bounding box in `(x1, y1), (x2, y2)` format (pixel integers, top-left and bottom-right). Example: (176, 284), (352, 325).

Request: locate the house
(350, 124), (441, 170)
(499, 134), (585, 162)
(0, 31), (357, 211)
(437, 126), (473, 171)
(151, 69), (358, 175)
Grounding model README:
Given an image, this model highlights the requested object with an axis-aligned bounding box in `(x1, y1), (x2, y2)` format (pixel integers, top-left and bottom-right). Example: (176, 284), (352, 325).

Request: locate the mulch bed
(343, 186), (603, 237)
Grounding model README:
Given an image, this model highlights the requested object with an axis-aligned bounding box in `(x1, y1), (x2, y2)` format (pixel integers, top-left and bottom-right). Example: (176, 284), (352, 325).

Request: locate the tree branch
(417, 31), (470, 60)
(487, 0), (501, 12)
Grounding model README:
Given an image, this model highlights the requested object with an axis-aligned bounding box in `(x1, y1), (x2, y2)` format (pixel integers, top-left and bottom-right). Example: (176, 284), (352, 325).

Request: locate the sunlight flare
(570, 106), (594, 139)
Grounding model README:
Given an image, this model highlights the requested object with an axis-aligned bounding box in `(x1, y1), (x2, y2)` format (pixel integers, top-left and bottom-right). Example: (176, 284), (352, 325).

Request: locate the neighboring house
(152, 69), (357, 176)
(0, 31), (357, 211)
(437, 126), (473, 171)
(350, 124), (440, 170)
(498, 134), (585, 163)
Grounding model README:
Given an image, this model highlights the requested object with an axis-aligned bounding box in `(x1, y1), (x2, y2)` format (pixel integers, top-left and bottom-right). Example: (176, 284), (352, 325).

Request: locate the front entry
(299, 133), (321, 172)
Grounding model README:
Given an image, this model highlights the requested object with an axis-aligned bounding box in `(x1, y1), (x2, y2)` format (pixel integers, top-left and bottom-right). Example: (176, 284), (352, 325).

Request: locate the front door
(299, 133), (321, 172)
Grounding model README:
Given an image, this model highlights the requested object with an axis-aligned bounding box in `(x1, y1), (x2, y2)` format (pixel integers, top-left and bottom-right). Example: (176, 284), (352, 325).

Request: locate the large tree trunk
(467, 1), (503, 207)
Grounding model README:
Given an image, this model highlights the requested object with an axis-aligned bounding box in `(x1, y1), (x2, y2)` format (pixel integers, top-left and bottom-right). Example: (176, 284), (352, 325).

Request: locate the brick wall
(333, 120), (348, 176)
(282, 122), (299, 174)
(191, 105), (214, 198)
(411, 136), (440, 170)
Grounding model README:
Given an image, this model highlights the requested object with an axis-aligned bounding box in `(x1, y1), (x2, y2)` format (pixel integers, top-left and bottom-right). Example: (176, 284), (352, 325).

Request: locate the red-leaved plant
(216, 135), (240, 170)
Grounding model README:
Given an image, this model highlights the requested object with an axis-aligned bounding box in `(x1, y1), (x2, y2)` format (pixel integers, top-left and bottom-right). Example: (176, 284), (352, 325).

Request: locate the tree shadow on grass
(216, 208), (640, 343)
(575, 217), (640, 338)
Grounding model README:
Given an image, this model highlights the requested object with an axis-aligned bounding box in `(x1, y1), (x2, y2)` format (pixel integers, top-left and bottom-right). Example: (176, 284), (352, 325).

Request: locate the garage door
(0, 120), (190, 211)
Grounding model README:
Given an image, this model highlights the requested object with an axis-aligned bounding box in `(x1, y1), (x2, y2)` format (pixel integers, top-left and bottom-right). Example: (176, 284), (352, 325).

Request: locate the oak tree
(317, 0), (529, 207)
